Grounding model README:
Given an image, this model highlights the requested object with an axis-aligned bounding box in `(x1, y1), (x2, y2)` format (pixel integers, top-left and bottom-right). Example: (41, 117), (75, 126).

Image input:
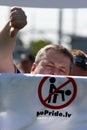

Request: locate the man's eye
(59, 69), (66, 74)
(45, 65), (52, 69)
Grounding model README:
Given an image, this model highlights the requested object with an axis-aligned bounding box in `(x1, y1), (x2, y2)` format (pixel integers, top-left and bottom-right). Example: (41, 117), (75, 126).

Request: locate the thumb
(9, 27), (18, 38)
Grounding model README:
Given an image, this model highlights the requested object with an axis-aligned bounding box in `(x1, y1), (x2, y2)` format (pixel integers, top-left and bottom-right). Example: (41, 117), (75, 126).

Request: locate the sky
(1, 5), (87, 49)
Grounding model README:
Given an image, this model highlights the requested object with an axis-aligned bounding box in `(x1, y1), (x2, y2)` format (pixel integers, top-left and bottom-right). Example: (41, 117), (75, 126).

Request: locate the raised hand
(9, 6), (27, 37)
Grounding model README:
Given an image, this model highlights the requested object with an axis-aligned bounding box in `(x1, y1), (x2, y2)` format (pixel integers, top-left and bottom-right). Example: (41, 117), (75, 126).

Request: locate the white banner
(0, 74), (87, 130)
(0, 0), (87, 8)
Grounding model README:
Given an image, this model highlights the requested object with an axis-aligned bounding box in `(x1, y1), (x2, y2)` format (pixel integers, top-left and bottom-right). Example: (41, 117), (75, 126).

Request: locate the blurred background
(1, 5), (87, 72)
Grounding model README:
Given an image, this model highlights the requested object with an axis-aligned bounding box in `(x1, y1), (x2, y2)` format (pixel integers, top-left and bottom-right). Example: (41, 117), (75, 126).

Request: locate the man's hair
(35, 44), (74, 73)
(71, 49), (87, 70)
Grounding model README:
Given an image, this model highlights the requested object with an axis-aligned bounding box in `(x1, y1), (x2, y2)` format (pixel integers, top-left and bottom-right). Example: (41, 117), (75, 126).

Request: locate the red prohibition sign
(38, 76), (77, 109)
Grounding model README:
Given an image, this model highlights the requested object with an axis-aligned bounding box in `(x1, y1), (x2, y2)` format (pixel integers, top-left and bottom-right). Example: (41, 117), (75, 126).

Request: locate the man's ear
(31, 63), (36, 73)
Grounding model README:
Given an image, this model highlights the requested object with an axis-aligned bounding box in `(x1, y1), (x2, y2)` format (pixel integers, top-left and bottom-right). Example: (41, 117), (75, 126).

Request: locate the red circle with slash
(38, 76), (77, 109)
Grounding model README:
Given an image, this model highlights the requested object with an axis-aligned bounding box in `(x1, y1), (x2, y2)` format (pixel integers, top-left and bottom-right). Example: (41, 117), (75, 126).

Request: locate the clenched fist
(9, 6), (27, 37)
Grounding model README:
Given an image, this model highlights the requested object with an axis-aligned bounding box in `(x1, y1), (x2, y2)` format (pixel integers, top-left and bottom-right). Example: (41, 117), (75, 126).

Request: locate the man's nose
(50, 68), (60, 75)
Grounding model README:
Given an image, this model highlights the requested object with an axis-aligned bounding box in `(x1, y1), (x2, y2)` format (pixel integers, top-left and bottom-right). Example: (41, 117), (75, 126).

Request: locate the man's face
(31, 49), (71, 75)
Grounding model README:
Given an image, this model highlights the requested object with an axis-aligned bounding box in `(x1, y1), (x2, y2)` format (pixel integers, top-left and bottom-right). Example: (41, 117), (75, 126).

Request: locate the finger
(9, 27), (15, 37)
(10, 9), (27, 29)
(9, 26), (18, 38)
(10, 6), (21, 12)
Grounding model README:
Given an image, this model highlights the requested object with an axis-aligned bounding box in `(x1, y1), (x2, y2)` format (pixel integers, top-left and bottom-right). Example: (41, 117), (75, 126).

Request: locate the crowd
(0, 6), (87, 76)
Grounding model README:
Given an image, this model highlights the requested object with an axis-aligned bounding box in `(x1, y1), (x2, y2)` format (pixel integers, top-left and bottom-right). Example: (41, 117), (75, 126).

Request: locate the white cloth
(0, 74), (87, 130)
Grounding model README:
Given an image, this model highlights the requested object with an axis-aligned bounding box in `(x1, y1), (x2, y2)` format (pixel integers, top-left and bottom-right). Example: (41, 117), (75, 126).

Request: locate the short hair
(71, 49), (87, 70)
(35, 44), (74, 73)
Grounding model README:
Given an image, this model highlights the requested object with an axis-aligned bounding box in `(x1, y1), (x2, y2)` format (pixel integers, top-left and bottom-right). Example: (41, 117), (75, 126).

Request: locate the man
(31, 44), (74, 75)
(0, 6), (27, 73)
(0, 6), (73, 75)
(70, 49), (87, 76)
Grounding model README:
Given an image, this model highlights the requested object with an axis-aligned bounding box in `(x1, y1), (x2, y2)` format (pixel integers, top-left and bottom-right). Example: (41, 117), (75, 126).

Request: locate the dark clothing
(16, 68), (21, 73)
(14, 65), (21, 73)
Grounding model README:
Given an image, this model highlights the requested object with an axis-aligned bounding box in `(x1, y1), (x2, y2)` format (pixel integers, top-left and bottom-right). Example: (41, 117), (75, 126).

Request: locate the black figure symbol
(48, 77), (72, 103)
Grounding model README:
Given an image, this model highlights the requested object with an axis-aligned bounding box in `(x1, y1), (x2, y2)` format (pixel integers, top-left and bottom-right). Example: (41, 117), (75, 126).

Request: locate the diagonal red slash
(44, 79), (71, 102)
